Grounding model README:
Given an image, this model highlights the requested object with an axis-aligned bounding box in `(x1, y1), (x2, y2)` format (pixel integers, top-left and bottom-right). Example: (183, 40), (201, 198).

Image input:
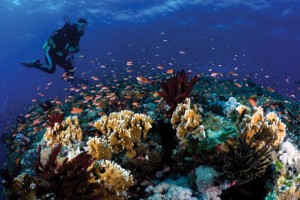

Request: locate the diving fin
(20, 59), (41, 68)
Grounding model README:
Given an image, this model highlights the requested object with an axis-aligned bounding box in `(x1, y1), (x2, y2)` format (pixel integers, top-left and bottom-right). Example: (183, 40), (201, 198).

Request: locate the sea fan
(222, 122), (274, 185)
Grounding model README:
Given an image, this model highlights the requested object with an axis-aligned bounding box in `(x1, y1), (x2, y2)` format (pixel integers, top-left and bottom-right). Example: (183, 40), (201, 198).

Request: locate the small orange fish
(101, 86), (110, 90)
(132, 102), (140, 108)
(33, 119), (40, 125)
(98, 111), (106, 116)
(267, 87), (275, 92)
(234, 83), (242, 88)
(248, 98), (257, 107)
(210, 72), (218, 77)
(136, 76), (151, 84)
(81, 85), (88, 90)
(71, 107), (83, 114)
(91, 76), (99, 81)
(157, 65), (164, 69)
(166, 69), (174, 74)
(228, 71), (238, 76)
(126, 61), (133, 66)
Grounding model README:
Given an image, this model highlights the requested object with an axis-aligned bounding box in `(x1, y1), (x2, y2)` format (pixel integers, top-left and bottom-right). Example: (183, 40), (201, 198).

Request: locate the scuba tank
(43, 16), (72, 51)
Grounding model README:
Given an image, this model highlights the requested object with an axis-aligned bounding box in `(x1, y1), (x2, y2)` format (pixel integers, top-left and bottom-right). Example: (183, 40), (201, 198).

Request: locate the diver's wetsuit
(37, 23), (84, 76)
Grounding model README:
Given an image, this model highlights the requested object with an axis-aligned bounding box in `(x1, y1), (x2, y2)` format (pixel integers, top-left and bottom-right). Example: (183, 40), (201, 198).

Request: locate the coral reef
(2, 69), (300, 200)
(158, 69), (198, 117)
(94, 110), (153, 158)
(145, 182), (197, 200)
(277, 184), (300, 200)
(222, 134), (273, 186)
(236, 106), (286, 149)
(223, 97), (240, 117)
(44, 116), (83, 147)
(9, 172), (36, 200)
(0, 168), (36, 200)
(93, 160), (134, 196)
(20, 148), (38, 171)
(221, 105), (288, 186)
(122, 141), (163, 174)
(195, 165), (219, 193)
(35, 144), (103, 199)
(278, 141), (300, 166)
(87, 136), (112, 160)
(201, 186), (222, 200)
(46, 111), (65, 128)
(171, 98), (205, 140)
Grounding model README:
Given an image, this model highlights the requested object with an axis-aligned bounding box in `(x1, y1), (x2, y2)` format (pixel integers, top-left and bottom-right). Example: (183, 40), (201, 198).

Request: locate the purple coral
(158, 69), (198, 117)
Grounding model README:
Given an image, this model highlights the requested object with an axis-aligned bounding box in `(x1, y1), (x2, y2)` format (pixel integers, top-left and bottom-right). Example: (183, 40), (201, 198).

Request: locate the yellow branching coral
(236, 106), (286, 149)
(171, 98), (205, 140)
(93, 160), (134, 196)
(44, 116), (82, 147)
(87, 136), (112, 160)
(94, 110), (153, 158)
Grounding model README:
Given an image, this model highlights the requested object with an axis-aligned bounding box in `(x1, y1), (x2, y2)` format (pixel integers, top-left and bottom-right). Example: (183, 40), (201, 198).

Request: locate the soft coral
(35, 144), (103, 199)
(158, 69), (198, 117)
(47, 112), (64, 128)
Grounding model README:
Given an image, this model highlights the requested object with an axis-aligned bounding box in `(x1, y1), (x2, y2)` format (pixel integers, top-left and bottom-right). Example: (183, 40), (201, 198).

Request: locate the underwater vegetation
(158, 69), (198, 117)
(1, 69), (300, 199)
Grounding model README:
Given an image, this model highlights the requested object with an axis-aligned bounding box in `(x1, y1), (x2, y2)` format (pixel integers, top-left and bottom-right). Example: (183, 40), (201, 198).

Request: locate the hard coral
(87, 136), (112, 160)
(158, 69), (198, 117)
(35, 144), (103, 200)
(171, 98), (205, 141)
(44, 116), (82, 147)
(93, 160), (134, 196)
(236, 106), (286, 149)
(94, 110), (153, 158)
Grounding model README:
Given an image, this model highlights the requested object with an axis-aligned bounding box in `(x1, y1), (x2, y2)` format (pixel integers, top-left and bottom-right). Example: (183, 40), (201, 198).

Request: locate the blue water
(0, 0), (299, 187)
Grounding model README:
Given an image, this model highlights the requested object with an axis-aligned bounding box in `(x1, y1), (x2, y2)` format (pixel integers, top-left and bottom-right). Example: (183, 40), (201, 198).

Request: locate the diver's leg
(34, 47), (57, 73)
(21, 47), (56, 73)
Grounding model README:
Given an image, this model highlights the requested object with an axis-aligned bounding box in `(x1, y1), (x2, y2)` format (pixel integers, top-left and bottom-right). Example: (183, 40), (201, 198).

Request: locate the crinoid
(158, 69), (198, 117)
(46, 112), (64, 128)
(35, 144), (103, 200)
(222, 120), (274, 185)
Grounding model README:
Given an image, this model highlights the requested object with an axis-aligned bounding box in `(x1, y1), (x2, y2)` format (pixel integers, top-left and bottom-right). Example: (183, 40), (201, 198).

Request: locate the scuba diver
(21, 16), (87, 83)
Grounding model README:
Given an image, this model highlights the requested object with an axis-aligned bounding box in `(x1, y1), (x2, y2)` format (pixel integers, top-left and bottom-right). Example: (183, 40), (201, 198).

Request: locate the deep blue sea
(0, 1), (300, 198)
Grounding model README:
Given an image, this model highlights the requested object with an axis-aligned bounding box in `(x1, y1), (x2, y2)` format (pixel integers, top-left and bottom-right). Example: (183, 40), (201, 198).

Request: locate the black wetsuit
(39, 24), (84, 76)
